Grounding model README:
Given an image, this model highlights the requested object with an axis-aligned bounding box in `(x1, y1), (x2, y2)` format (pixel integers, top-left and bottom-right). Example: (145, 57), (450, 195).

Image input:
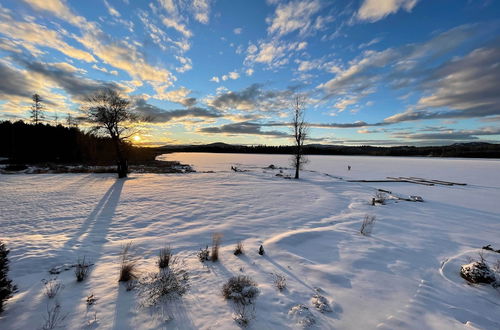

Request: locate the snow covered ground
(1, 153), (499, 329)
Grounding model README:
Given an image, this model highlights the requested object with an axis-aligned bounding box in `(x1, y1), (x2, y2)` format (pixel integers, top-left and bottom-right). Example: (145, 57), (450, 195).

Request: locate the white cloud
(192, 0), (211, 24)
(22, 0), (90, 28)
(162, 17), (193, 38)
(245, 40), (307, 68)
(210, 76), (220, 83)
(233, 27), (243, 35)
(154, 86), (196, 106)
(245, 68), (254, 76)
(0, 10), (96, 63)
(357, 0), (418, 22)
(104, 0), (121, 17)
(267, 0), (322, 37)
(222, 71), (240, 81)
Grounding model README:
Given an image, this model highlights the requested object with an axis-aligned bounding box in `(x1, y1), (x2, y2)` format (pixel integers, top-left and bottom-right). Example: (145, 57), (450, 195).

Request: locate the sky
(0, 0), (499, 146)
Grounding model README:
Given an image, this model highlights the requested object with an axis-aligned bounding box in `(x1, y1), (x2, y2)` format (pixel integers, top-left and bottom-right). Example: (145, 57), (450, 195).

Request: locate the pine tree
(0, 241), (16, 313)
(30, 93), (44, 124)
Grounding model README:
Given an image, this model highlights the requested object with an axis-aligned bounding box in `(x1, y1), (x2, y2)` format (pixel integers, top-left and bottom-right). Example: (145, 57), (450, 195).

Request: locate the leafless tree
(30, 93), (44, 124)
(291, 95), (308, 179)
(82, 88), (138, 178)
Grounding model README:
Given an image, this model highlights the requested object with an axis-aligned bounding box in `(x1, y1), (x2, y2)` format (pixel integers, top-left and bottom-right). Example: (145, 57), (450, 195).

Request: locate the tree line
(0, 120), (156, 165)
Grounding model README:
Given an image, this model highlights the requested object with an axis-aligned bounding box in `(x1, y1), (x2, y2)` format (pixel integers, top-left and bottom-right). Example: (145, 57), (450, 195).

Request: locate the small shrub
(41, 302), (66, 330)
(288, 304), (315, 327)
(233, 302), (255, 327)
(86, 293), (97, 306)
(311, 294), (332, 313)
(234, 241), (244, 256)
(42, 277), (64, 299)
(222, 275), (259, 305)
(271, 273), (286, 292)
(373, 191), (387, 204)
(0, 241), (17, 313)
(258, 245), (265, 256)
(197, 246), (209, 262)
(360, 215), (376, 236)
(119, 242), (138, 282)
(158, 246), (173, 269)
(138, 258), (189, 307)
(75, 256), (91, 282)
(211, 233), (222, 262)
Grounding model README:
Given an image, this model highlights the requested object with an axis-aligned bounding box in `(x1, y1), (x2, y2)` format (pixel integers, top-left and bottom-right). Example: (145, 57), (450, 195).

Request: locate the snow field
(1, 154), (499, 329)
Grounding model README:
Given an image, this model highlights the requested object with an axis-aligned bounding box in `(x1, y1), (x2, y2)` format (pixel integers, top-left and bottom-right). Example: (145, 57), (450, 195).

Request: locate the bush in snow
(232, 301), (255, 327)
(288, 304), (315, 327)
(41, 302), (66, 330)
(158, 246), (173, 269)
(258, 245), (265, 256)
(234, 241), (244, 256)
(360, 215), (376, 236)
(222, 275), (259, 305)
(271, 273), (287, 292)
(42, 277), (64, 299)
(197, 246), (210, 262)
(460, 257), (496, 284)
(311, 294), (332, 313)
(373, 191), (388, 205)
(211, 233), (222, 262)
(119, 242), (139, 283)
(0, 241), (17, 313)
(138, 258), (189, 307)
(75, 256), (92, 282)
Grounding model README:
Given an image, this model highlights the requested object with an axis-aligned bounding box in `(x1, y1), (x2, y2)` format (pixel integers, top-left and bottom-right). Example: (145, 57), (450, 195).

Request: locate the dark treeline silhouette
(0, 121), (156, 164)
(158, 142), (500, 158)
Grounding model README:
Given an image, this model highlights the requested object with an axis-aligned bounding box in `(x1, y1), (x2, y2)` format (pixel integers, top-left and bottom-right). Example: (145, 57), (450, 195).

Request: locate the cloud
(385, 45), (500, 123)
(13, 57), (122, 100)
(191, 0), (211, 24)
(391, 127), (500, 140)
(357, 0), (419, 22)
(245, 68), (254, 76)
(75, 26), (176, 90)
(207, 84), (296, 112)
(267, 0), (322, 37)
(154, 87), (196, 107)
(21, 0), (89, 28)
(210, 76), (220, 83)
(222, 71), (240, 81)
(0, 60), (38, 99)
(104, 0), (121, 17)
(132, 98), (221, 123)
(233, 28), (243, 35)
(199, 121), (289, 137)
(92, 64), (118, 75)
(0, 9), (96, 63)
(245, 39), (308, 68)
(162, 17), (193, 38)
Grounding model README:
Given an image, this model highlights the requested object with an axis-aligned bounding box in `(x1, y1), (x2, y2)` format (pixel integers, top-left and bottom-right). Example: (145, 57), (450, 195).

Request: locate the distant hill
(157, 142), (500, 158)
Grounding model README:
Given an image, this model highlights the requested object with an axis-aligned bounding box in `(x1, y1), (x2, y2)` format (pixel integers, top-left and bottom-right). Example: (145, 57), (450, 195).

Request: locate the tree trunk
(112, 137), (127, 178)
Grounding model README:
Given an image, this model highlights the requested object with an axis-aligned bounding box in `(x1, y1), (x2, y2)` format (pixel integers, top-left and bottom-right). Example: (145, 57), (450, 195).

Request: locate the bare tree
(291, 95), (308, 179)
(82, 89), (138, 178)
(30, 93), (44, 124)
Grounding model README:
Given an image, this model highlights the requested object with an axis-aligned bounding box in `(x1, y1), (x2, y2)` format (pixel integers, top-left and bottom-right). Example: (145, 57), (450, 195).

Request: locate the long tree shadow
(63, 179), (125, 258)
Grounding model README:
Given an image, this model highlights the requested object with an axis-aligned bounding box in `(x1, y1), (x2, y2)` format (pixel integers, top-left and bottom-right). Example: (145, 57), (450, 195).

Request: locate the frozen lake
(160, 152), (500, 214)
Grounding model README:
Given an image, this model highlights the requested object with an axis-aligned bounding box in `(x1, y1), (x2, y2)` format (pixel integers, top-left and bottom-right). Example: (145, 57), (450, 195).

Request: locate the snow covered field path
(1, 154), (499, 329)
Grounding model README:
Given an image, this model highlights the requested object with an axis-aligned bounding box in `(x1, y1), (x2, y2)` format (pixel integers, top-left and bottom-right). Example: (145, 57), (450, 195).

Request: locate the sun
(133, 135), (141, 142)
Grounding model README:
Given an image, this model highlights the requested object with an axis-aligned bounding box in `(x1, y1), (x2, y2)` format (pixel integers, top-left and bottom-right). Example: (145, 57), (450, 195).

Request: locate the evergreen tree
(30, 93), (44, 124)
(0, 241), (16, 313)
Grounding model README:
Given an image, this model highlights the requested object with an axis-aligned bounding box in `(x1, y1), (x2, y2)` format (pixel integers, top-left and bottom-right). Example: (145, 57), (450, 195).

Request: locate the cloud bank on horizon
(0, 0), (499, 146)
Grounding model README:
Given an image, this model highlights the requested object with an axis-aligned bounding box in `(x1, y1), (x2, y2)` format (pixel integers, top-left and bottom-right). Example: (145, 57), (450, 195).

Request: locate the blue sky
(0, 0), (499, 146)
